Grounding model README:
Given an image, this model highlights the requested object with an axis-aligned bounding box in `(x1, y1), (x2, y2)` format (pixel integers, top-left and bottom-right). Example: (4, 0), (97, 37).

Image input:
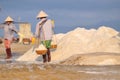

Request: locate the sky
(0, 0), (120, 36)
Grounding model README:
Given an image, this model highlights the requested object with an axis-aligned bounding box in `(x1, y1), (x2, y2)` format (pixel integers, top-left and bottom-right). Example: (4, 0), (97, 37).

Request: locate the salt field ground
(0, 62), (120, 80)
(0, 43), (120, 80)
(0, 26), (120, 80)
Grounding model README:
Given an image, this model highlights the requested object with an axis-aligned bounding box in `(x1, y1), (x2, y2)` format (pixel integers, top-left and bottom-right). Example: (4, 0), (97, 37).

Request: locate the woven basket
(36, 50), (47, 55)
(23, 38), (30, 42)
(23, 38), (31, 45)
(51, 44), (57, 49)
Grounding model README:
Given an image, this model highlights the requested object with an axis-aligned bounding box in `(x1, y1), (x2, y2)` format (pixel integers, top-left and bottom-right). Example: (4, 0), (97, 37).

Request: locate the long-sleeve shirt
(35, 18), (53, 41)
(0, 23), (18, 40)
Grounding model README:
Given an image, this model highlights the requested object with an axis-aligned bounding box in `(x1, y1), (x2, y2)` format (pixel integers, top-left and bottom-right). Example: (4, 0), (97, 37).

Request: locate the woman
(35, 10), (53, 63)
(0, 16), (22, 59)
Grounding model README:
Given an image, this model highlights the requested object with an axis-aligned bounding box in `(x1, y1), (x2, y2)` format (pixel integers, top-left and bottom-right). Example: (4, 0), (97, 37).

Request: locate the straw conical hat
(5, 16), (14, 22)
(37, 10), (48, 18)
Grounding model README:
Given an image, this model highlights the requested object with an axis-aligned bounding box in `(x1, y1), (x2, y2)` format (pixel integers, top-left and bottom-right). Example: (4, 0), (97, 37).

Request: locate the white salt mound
(35, 44), (47, 50)
(60, 54), (120, 65)
(16, 47), (41, 61)
(115, 32), (120, 40)
(51, 26), (120, 61)
(17, 26), (120, 63)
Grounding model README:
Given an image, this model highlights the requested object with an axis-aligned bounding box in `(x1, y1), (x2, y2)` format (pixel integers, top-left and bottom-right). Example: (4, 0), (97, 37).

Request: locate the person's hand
(18, 32), (24, 38)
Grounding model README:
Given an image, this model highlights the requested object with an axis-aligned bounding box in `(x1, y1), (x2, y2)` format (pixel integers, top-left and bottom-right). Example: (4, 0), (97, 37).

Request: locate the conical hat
(37, 10), (48, 18)
(5, 16), (14, 22)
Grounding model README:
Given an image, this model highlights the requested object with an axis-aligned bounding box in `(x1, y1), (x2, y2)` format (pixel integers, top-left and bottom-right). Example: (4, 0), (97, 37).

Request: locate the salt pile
(17, 26), (120, 62)
(51, 26), (120, 61)
(16, 34), (65, 62)
(60, 54), (120, 65)
(115, 32), (120, 40)
(35, 44), (47, 51)
(16, 47), (41, 61)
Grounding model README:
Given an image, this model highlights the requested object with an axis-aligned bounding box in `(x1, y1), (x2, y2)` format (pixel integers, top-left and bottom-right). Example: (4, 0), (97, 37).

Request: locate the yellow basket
(50, 44), (57, 49)
(36, 50), (47, 55)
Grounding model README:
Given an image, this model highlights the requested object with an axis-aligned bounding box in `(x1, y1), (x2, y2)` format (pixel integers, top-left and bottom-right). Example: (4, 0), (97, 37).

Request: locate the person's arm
(10, 24), (24, 37)
(10, 24), (18, 33)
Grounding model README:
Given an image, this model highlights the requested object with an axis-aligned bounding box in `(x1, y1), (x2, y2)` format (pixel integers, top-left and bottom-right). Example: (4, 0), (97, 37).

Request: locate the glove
(18, 32), (24, 38)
